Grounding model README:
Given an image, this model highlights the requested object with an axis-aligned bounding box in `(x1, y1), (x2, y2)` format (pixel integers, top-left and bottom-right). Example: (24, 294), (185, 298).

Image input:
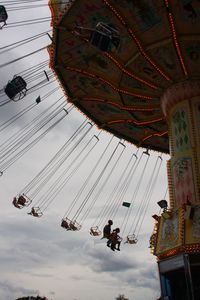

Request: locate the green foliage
(116, 294), (129, 300)
(16, 296), (48, 300)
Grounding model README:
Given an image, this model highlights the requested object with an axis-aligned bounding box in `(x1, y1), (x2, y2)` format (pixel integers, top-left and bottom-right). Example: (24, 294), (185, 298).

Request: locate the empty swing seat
(75, 22), (120, 52)
(0, 6), (8, 28)
(4, 76), (27, 100)
(95, 22), (120, 50)
(12, 194), (32, 209)
(126, 234), (138, 244)
(69, 220), (81, 231)
(19, 194), (31, 206)
(61, 218), (70, 230)
(89, 31), (112, 52)
(90, 226), (102, 236)
(28, 207), (43, 218)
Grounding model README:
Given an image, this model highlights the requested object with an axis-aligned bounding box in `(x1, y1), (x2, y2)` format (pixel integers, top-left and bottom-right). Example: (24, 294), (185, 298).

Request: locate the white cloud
(0, 280), (39, 300)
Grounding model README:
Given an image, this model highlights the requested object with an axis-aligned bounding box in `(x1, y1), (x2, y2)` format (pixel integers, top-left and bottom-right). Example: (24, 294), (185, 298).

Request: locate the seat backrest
(0, 6), (8, 22)
(5, 76), (27, 99)
(89, 31), (112, 52)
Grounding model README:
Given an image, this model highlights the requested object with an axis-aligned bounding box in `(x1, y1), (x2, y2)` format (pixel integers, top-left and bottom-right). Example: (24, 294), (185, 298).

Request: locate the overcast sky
(0, 1), (169, 300)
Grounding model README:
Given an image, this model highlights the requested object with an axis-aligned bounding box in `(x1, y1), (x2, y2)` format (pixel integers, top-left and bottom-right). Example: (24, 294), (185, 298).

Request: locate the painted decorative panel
(156, 210), (183, 255)
(172, 157), (196, 207)
(185, 205), (200, 244)
(171, 107), (191, 152)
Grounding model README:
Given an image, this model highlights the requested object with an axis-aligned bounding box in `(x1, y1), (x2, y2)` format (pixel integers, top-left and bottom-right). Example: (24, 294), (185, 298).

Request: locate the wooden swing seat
(18, 194), (32, 206)
(28, 207), (43, 218)
(75, 21), (120, 52)
(61, 218), (70, 230)
(90, 226), (102, 236)
(4, 76), (27, 101)
(126, 235), (138, 244)
(69, 220), (81, 231)
(13, 194), (32, 209)
(0, 5), (8, 28)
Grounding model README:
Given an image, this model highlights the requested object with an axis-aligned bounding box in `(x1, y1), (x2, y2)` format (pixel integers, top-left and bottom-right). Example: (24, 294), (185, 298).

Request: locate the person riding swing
(103, 220), (113, 239)
(109, 228), (121, 251)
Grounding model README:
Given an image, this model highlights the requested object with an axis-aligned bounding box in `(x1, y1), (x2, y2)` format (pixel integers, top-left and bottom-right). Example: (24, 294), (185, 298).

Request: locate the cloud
(49, 291), (55, 295)
(123, 263), (159, 290)
(82, 244), (139, 273)
(0, 212), (161, 300)
(0, 280), (39, 300)
(0, 216), (87, 272)
(62, 240), (160, 297)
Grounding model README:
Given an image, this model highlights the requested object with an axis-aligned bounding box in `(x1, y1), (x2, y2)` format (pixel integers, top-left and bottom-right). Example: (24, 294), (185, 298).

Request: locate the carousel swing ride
(4, 0), (200, 298)
(46, 0), (200, 299)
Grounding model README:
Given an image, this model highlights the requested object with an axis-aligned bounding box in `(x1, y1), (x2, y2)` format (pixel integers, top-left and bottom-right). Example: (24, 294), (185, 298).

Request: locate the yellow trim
(167, 159), (174, 208)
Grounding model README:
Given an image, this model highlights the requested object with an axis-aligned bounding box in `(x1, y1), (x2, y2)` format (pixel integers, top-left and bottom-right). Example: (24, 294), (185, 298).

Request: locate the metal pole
(184, 254), (194, 300)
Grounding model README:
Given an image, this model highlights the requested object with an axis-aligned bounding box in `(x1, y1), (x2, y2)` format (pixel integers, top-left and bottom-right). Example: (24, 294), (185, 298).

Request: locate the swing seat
(12, 194), (32, 209)
(75, 22), (120, 52)
(61, 218), (70, 230)
(109, 233), (122, 243)
(90, 226), (102, 236)
(0, 6), (8, 28)
(18, 194), (32, 206)
(69, 220), (81, 231)
(90, 22), (120, 52)
(28, 207), (43, 218)
(118, 236), (123, 242)
(4, 76), (27, 101)
(95, 22), (119, 36)
(126, 234), (138, 244)
(102, 230), (111, 239)
(89, 31), (112, 52)
(96, 22), (120, 48)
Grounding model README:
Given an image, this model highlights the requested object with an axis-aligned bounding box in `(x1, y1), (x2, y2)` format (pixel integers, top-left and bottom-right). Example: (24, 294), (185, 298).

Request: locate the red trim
(142, 131), (168, 143)
(157, 243), (200, 259)
(82, 97), (156, 111)
(106, 117), (163, 126)
(64, 66), (154, 100)
(105, 53), (159, 90)
(164, 0), (188, 76)
(102, 0), (171, 81)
